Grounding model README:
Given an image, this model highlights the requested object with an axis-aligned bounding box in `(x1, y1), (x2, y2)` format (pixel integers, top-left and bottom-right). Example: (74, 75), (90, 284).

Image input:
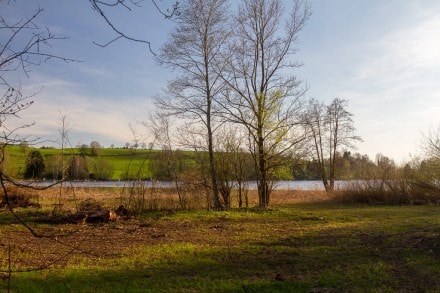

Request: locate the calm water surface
(22, 180), (352, 190)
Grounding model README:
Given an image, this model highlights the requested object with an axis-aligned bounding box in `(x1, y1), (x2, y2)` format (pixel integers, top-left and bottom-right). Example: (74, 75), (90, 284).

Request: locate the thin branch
(89, 0), (180, 53)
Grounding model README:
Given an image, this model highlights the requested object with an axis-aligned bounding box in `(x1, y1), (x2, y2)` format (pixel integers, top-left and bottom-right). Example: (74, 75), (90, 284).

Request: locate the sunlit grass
(1, 193), (439, 292)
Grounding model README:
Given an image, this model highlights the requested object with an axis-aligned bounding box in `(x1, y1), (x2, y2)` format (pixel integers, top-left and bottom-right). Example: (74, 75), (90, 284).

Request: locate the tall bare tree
(155, 0), (230, 209)
(221, 0), (311, 208)
(305, 98), (361, 192)
(304, 99), (328, 189)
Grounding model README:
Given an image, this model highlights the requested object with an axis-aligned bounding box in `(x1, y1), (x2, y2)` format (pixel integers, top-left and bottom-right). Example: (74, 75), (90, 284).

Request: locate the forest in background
(6, 144), (414, 182)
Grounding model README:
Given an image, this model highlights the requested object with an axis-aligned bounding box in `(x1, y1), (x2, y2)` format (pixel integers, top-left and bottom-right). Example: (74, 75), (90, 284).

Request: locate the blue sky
(3, 0), (440, 163)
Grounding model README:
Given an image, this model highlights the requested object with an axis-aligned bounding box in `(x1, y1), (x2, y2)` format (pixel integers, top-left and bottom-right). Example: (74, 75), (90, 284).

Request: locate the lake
(20, 180), (352, 190)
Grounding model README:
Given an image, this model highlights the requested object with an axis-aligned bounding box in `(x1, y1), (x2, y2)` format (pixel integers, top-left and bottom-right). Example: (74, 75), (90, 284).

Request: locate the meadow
(6, 146), (159, 180)
(0, 188), (439, 292)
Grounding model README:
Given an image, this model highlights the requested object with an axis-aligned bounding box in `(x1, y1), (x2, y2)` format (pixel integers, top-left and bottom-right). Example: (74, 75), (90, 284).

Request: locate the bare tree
(304, 99), (328, 189)
(57, 111), (73, 176)
(417, 125), (440, 189)
(420, 125), (440, 161)
(214, 125), (253, 208)
(305, 98), (361, 192)
(155, 0), (230, 210)
(148, 111), (186, 208)
(221, 0), (311, 208)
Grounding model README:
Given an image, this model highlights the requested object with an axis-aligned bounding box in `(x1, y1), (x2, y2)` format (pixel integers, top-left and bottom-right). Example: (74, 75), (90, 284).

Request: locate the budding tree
(221, 0), (311, 207)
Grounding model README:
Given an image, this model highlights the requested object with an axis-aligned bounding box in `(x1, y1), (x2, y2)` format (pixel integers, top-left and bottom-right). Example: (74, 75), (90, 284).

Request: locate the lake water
(21, 180), (351, 190)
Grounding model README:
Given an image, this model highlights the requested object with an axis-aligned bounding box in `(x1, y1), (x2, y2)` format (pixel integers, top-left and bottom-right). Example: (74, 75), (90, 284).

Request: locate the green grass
(5, 146), (159, 180)
(1, 203), (439, 292)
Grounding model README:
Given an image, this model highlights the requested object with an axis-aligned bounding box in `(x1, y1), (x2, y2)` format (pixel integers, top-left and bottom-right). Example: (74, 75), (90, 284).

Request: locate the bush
(24, 150), (45, 179)
(90, 159), (114, 180)
(336, 179), (440, 205)
(68, 155), (89, 180)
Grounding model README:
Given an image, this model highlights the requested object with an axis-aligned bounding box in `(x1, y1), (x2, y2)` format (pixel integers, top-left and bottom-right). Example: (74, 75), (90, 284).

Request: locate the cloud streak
(9, 74), (153, 147)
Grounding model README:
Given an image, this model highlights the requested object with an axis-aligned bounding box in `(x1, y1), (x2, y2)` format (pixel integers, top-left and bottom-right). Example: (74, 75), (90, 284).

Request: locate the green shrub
(24, 150), (45, 179)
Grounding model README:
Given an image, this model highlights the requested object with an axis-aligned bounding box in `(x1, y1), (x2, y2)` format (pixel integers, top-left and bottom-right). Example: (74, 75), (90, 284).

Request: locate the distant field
(5, 146), (159, 180)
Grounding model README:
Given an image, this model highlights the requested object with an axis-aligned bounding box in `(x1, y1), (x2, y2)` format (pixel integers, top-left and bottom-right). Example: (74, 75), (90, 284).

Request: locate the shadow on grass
(4, 226), (439, 292)
(2, 204), (439, 292)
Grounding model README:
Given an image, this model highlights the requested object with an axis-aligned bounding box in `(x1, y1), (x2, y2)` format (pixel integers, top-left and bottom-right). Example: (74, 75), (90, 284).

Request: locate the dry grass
(333, 179), (440, 205)
(1, 194), (438, 292)
(5, 186), (333, 214)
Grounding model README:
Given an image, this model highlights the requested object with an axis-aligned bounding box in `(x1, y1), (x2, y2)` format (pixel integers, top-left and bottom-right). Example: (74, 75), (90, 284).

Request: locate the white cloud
(355, 15), (440, 82)
(336, 10), (440, 161)
(6, 74), (154, 147)
(73, 63), (115, 79)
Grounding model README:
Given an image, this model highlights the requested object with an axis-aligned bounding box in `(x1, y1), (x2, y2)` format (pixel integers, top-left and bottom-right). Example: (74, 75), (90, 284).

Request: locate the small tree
(45, 154), (63, 180)
(24, 150), (45, 179)
(79, 144), (89, 156)
(91, 159), (114, 180)
(90, 141), (101, 156)
(148, 112), (187, 207)
(214, 126), (254, 208)
(68, 155), (89, 180)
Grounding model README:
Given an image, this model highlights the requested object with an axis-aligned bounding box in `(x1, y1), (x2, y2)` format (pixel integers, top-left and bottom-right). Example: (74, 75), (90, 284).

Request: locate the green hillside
(5, 146), (159, 180)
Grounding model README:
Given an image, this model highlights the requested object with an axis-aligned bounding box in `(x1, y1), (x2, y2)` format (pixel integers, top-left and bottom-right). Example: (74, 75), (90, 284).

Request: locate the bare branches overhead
(88, 0), (179, 53)
(0, 6), (76, 89)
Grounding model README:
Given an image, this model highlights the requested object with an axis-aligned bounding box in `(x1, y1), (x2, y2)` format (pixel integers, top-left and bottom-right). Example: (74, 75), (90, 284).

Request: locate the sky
(2, 0), (440, 164)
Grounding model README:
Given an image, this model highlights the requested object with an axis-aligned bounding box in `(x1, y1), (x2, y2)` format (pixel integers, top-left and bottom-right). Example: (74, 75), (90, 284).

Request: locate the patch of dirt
(0, 213), (230, 270)
(0, 194), (40, 209)
(403, 233), (440, 258)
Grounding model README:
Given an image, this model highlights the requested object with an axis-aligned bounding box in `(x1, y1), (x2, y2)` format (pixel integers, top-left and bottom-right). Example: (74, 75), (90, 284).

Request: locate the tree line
(14, 144), (404, 183)
(2, 0), (439, 211)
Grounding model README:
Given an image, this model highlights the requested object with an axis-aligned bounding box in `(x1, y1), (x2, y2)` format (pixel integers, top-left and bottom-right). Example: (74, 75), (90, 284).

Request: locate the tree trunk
(238, 181), (243, 208)
(207, 113), (222, 209)
(257, 136), (269, 208)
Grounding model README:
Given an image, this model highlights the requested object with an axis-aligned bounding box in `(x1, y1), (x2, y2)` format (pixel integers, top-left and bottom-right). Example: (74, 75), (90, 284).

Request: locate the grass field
(6, 146), (158, 180)
(0, 189), (439, 292)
